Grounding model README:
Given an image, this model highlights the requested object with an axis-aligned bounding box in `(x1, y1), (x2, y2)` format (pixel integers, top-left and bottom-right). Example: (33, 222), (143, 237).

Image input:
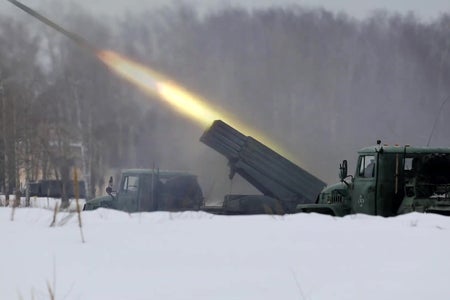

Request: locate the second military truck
(84, 169), (203, 212)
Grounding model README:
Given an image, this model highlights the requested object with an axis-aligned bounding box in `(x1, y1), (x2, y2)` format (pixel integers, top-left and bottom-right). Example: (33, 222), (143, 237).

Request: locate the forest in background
(1, 3), (449, 202)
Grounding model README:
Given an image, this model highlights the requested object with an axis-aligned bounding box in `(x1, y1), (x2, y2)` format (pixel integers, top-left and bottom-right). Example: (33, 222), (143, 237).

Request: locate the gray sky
(2, 0), (449, 21)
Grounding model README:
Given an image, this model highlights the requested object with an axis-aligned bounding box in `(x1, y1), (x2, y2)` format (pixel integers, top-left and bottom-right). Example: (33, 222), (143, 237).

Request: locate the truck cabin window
(358, 155), (375, 178)
(121, 175), (139, 193)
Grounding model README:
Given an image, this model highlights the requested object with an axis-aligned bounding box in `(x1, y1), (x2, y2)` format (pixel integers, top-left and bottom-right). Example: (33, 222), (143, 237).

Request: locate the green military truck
(201, 121), (450, 217)
(84, 169), (203, 212)
(297, 142), (450, 216)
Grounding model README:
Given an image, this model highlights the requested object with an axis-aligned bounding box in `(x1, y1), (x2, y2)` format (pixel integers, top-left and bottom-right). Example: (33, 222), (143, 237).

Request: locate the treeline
(1, 4), (449, 202)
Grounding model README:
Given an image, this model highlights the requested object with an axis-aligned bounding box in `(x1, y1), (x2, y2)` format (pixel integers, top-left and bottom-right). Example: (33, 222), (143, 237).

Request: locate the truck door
(117, 175), (140, 212)
(138, 174), (158, 211)
(352, 154), (377, 215)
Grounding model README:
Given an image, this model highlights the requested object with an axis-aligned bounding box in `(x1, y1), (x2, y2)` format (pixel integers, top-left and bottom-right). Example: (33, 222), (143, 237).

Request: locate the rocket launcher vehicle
(200, 120), (326, 214)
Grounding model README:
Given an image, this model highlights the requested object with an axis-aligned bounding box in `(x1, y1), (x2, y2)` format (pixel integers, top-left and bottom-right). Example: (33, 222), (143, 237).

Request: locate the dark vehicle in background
(28, 180), (86, 198)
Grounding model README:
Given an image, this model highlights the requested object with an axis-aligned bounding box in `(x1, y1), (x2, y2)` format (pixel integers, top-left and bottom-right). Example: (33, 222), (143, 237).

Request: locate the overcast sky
(2, 0), (449, 21)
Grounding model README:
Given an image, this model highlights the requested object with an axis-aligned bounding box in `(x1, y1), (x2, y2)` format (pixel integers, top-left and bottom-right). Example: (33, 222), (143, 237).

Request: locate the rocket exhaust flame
(7, 0), (297, 162)
(97, 50), (225, 127)
(97, 50), (292, 158)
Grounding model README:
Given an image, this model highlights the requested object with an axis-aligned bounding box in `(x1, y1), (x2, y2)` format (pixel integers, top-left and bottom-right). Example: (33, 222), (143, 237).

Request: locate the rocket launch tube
(6, 0), (97, 52)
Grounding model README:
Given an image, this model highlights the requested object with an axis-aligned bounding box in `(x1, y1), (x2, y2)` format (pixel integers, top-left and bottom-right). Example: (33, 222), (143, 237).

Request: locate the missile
(6, 0), (97, 53)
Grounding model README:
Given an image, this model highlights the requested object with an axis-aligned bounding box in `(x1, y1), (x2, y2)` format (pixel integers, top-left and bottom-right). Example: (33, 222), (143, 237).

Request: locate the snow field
(1, 207), (449, 300)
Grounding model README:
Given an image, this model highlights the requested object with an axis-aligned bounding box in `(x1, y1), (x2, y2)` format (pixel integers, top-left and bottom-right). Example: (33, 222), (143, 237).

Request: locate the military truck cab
(84, 169), (203, 212)
(298, 143), (450, 216)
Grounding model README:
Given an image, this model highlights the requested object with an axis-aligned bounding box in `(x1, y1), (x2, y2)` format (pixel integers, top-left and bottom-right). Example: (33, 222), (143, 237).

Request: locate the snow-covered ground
(1, 206), (449, 300)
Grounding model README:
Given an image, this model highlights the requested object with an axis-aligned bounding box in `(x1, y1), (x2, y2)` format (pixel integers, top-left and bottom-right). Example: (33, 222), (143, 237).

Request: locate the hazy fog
(1, 2), (449, 201)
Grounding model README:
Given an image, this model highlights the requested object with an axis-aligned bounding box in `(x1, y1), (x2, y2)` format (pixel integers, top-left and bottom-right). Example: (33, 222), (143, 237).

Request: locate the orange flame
(96, 50), (296, 162)
(97, 50), (228, 127)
